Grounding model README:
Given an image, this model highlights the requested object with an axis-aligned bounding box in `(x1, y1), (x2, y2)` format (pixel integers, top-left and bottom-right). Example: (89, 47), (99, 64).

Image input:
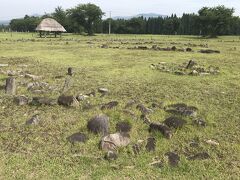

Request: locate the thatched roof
(36, 18), (66, 32)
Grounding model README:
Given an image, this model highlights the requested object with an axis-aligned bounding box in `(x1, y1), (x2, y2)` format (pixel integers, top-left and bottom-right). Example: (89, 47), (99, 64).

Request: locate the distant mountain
(0, 20), (10, 25)
(112, 13), (167, 20)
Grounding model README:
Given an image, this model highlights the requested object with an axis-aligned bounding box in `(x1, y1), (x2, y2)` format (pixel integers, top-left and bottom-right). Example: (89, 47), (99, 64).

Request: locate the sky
(0, 0), (240, 20)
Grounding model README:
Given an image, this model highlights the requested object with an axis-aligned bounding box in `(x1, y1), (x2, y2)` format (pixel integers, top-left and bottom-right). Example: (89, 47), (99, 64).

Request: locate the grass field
(0, 32), (240, 179)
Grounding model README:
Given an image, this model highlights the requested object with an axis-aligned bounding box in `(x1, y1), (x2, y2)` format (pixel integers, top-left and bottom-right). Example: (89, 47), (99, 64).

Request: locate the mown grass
(0, 32), (240, 179)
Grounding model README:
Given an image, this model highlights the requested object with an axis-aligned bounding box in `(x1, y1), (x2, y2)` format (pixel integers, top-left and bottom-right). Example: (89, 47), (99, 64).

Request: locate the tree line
(5, 4), (240, 37)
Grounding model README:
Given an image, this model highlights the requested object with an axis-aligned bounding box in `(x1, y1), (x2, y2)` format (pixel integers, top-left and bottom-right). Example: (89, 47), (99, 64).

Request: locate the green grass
(0, 32), (240, 179)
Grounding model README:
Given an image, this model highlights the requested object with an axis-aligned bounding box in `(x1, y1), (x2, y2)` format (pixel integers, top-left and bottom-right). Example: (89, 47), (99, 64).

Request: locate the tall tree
(67, 3), (104, 35)
(198, 5), (234, 37)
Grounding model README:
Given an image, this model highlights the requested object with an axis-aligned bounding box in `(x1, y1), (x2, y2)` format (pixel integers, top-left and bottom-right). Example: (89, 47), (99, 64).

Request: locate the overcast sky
(0, 0), (239, 20)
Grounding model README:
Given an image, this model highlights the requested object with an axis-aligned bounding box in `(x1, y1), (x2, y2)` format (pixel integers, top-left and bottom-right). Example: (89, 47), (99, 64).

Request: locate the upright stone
(5, 77), (16, 95)
(67, 67), (73, 76)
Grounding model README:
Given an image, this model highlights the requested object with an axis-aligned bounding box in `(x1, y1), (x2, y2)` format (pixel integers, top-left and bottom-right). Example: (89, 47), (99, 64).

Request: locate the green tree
(67, 3), (104, 35)
(52, 6), (68, 30)
(198, 5), (234, 37)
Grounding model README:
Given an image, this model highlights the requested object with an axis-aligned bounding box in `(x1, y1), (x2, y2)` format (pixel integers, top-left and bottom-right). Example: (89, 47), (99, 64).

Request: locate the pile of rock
(151, 60), (220, 76)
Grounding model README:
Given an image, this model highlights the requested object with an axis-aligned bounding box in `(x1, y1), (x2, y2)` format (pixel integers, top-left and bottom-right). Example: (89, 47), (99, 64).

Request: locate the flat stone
(163, 116), (186, 129)
(125, 100), (136, 109)
(25, 115), (40, 125)
(165, 103), (198, 117)
(187, 152), (210, 160)
(104, 151), (118, 161)
(67, 133), (88, 143)
(149, 123), (172, 139)
(25, 73), (42, 80)
(101, 101), (118, 110)
(87, 114), (109, 135)
(199, 49), (220, 54)
(98, 88), (109, 94)
(193, 118), (206, 127)
(100, 132), (131, 151)
(136, 104), (153, 115)
(58, 95), (79, 107)
(14, 95), (29, 105)
(0, 64), (8, 67)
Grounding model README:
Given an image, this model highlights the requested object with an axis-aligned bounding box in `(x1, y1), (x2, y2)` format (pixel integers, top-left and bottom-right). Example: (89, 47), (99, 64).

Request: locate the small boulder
(149, 123), (172, 139)
(14, 95), (29, 105)
(58, 95), (79, 107)
(104, 151), (118, 161)
(136, 104), (153, 115)
(67, 133), (88, 144)
(199, 49), (220, 54)
(165, 152), (180, 167)
(87, 114), (109, 135)
(186, 47), (192, 52)
(140, 114), (151, 124)
(98, 88), (109, 94)
(101, 101), (118, 110)
(67, 67), (73, 76)
(165, 103), (198, 117)
(100, 132), (131, 151)
(125, 100), (136, 109)
(163, 116), (186, 129)
(132, 144), (141, 155)
(145, 137), (156, 152)
(193, 118), (206, 127)
(25, 115), (40, 125)
(187, 152), (210, 160)
(25, 73), (42, 80)
(186, 60), (197, 69)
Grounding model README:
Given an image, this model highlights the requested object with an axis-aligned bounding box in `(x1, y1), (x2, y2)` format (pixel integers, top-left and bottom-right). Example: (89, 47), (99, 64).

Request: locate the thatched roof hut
(36, 18), (66, 32)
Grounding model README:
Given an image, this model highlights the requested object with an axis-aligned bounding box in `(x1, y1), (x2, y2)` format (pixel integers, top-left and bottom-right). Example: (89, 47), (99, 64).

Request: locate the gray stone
(149, 123), (172, 139)
(165, 152), (180, 167)
(186, 60), (197, 69)
(87, 114), (109, 134)
(136, 104), (153, 115)
(165, 103), (198, 117)
(100, 132), (131, 151)
(67, 132), (88, 143)
(101, 101), (118, 110)
(187, 152), (210, 160)
(104, 151), (118, 161)
(14, 95), (29, 105)
(0, 64), (8, 67)
(145, 137), (156, 152)
(26, 115), (40, 125)
(58, 95), (79, 107)
(67, 67), (73, 76)
(25, 73), (42, 80)
(163, 116), (186, 129)
(5, 77), (16, 95)
(140, 114), (151, 124)
(98, 88), (109, 94)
